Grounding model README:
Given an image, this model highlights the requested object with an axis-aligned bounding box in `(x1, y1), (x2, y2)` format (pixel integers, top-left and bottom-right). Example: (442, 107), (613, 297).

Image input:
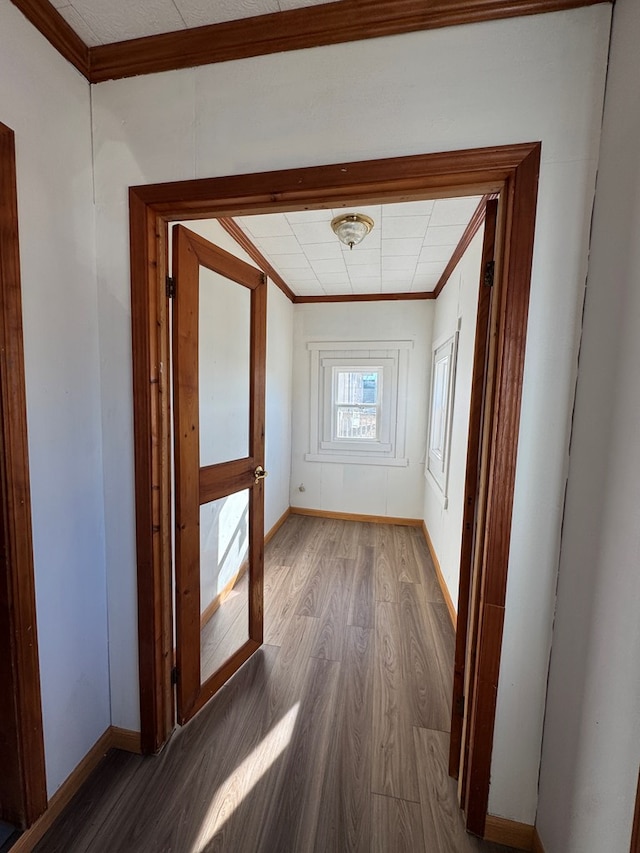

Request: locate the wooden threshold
(421, 522), (457, 629)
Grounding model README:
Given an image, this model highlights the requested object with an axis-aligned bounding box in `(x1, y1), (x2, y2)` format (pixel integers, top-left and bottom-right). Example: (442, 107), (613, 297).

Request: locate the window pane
(430, 355), (450, 460)
(336, 405), (378, 440)
(335, 370), (379, 405)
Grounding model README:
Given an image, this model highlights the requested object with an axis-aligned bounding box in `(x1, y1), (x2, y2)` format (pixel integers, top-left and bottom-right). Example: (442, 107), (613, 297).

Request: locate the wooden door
(172, 224), (267, 725)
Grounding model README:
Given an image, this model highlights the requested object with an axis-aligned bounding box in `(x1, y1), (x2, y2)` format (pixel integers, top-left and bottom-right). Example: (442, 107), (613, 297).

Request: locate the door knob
(254, 465), (268, 484)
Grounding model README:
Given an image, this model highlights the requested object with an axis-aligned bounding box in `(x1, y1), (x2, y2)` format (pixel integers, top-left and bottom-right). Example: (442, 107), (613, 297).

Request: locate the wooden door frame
(129, 141), (541, 835)
(0, 122), (47, 828)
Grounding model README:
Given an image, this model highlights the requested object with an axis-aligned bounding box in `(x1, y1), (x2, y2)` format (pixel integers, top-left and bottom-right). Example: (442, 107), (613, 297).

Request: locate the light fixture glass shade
(331, 213), (374, 249)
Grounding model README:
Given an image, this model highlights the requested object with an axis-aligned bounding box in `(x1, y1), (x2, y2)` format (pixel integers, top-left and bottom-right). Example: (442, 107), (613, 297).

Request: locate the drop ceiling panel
(236, 195), (483, 297)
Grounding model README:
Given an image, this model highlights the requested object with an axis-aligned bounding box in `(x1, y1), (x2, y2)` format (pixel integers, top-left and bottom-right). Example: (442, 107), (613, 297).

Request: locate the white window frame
(306, 340), (412, 467)
(425, 328), (459, 506)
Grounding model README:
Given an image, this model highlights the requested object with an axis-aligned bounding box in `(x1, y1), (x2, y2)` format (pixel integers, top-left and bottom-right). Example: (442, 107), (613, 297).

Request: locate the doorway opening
(130, 142), (541, 837)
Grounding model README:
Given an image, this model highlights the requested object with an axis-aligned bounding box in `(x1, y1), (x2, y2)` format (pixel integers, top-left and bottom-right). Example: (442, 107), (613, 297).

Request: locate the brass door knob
(254, 465), (268, 485)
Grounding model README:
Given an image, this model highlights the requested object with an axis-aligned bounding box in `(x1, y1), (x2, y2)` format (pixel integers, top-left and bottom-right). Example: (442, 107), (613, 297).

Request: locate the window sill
(305, 453), (409, 467)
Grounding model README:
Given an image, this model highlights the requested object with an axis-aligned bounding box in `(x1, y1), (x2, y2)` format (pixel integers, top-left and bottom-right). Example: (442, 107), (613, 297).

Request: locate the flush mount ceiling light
(331, 213), (374, 250)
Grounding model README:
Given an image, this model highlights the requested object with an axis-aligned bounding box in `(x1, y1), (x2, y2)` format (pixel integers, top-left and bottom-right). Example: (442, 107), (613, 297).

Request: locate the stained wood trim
(0, 122), (47, 828)
(464, 144), (540, 837)
(421, 522), (457, 629)
(9, 0), (89, 78)
(8, 725), (143, 853)
(265, 508), (291, 546)
(290, 507), (422, 527)
(129, 189), (174, 753)
(9, 727), (113, 853)
(109, 727), (142, 754)
(199, 458), (256, 504)
(85, 0), (608, 83)
(631, 767), (640, 853)
(450, 198), (498, 780)
(433, 193), (496, 298)
(533, 827), (546, 853)
(484, 814), (535, 850)
(294, 291), (436, 303)
(130, 144), (541, 836)
(219, 218), (296, 302)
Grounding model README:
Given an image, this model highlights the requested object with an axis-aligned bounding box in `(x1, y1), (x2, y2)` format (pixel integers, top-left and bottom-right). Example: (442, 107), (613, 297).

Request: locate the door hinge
(261, 272), (267, 286)
(456, 694), (465, 716)
(171, 665), (178, 685)
(483, 260), (495, 288)
(166, 276), (176, 299)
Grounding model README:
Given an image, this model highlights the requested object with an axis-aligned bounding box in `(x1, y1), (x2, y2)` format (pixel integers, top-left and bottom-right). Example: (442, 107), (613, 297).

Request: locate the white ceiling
(235, 196), (483, 297)
(49, 0), (342, 46)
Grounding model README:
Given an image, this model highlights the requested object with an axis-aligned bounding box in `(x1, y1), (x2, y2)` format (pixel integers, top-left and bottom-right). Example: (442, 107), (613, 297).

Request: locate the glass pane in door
(199, 266), (251, 468)
(200, 490), (250, 685)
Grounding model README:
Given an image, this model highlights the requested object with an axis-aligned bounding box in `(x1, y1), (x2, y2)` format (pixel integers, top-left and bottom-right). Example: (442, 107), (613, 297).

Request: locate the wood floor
(33, 515), (516, 853)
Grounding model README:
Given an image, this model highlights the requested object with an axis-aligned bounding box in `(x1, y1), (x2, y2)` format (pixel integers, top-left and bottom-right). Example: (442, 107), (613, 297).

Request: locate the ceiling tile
(413, 273), (441, 290)
(303, 243), (344, 261)
(68, 0), (186, 42)
(291, 221), (336, 245)
(316, 273), (351, 287)
(57, 5), (103, 45)
(310, 258), (347, 275)
(415, 262), (445, 277)
(285, 209), (331, 224)
(382, 238), (424, 256)
(419, 244), (457, 264)
(174, 0), (279, 28)
(332, 205), (381, 222)
(382, 200), (435, 217)
(322, 285), (354, 295)
(269, 254), (313, 271)
(382, 256), (417, 271)
(382, 270), (413, 284)
(381, 216), (429, 240)
(430, 196), (483, 227)
(348, 264), (380, 279)
(351, 280), (382, 293)
(255, 235), (300, 255)
(423, 225), (465, 247)
(343, 249), (379, 266)
(238, 214), (292, 238)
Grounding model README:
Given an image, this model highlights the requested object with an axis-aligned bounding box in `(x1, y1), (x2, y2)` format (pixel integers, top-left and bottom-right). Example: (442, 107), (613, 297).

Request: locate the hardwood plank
(410, 527), (447, 601)
(311, 556), (354, 662)
(415, 727), (484, 853)
(372, 601), (420, 803)
(347, 544), (375, 629)
(399, 583), (451, 732)
(393, 524), (422, 584)
(374, 525), (399, 603)
(257, 656), (341, 853)
(371, 794), (425, 853)
(295, 554), (336, 618)
(314, 626), (373, 853)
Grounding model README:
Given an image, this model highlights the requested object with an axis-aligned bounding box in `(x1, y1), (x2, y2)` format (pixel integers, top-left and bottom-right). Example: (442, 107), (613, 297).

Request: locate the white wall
(536, 1), (640, 850)
(0, 1), (109, 797)
(423, 228), (484, 607)
(91, 6), (611, 821)
(291, 301), (432, 518)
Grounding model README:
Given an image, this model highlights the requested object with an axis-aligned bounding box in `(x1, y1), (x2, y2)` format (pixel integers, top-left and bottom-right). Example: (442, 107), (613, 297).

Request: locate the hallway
(33, 515), (515, 852)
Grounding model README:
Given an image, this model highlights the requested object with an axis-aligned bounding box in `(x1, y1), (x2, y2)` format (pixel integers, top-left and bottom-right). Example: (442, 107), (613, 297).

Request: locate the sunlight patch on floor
(191, 702), (300, 852)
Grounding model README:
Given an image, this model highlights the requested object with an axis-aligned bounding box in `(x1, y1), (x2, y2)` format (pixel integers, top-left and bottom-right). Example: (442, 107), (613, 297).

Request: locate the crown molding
(10, 0), (609, 84)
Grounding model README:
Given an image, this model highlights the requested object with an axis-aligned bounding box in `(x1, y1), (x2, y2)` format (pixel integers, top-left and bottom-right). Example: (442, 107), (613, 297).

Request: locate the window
(307, 340), (412, 466)
(425, 331), (459, 504)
